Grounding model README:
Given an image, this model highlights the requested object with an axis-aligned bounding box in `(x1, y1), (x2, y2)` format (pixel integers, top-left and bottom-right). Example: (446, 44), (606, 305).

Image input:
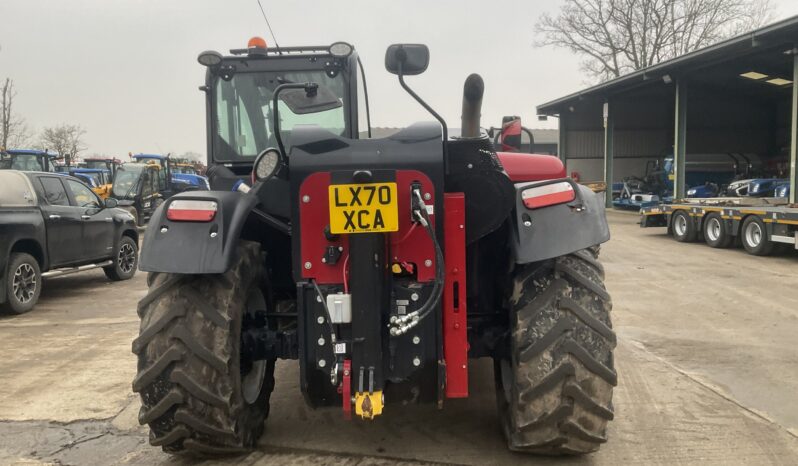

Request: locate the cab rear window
(39, 177), (70, 206)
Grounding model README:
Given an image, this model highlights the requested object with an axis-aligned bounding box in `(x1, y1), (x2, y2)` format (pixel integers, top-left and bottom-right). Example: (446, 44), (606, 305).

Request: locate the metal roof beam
(790, 51), (798, 204)
(673, 80), (688, 200)
(603, 101), (614, 208)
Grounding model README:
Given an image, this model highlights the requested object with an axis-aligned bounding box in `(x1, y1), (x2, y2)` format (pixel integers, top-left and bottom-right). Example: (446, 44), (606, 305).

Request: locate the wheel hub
(241, 288), (268, 405)
(674, 215), (687, 236)
(707, 218), (721, 241)
(118, 243), (136, 274)
(745, 222), (762, 247)
(12, 263), (37, 304)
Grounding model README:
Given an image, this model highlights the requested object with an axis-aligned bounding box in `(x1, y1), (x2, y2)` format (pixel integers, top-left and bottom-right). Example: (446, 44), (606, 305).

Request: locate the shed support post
(673, 80), (688, 200)
(603, 101), (614, 208)
(790, 52), (798, 204)
(558, 113), (567, 164)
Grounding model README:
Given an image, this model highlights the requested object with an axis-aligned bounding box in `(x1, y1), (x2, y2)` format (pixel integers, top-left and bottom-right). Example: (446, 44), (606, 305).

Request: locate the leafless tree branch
(39, 124), (87, 166)
(536, 0), (774, 82)
(1, 78), (33, 149)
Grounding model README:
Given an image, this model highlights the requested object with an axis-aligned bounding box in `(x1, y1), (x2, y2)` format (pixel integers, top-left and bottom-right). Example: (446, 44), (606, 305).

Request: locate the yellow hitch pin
(354, 391), (384, 420)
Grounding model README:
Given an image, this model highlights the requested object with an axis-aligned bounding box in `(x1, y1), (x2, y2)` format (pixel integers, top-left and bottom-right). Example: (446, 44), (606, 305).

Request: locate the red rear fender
(497, 152), (565, 183)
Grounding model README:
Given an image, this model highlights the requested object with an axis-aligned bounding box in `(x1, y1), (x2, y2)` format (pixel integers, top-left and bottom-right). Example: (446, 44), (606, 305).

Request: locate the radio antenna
(256, 0), (282, 53)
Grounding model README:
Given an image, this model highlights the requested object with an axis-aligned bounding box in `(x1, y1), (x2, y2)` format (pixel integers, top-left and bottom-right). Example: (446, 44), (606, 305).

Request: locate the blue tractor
(0, 149), (59, 172)
(775, 183), (790, 198)
(171, 162), (210, 191)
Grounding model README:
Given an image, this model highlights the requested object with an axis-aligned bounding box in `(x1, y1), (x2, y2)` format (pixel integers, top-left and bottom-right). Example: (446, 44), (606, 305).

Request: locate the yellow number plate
(328, 182), (399, 234)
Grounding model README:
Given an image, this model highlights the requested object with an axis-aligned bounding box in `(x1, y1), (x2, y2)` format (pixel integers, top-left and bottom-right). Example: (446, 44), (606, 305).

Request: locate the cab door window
(158, 165), (167, 191)
(154, 172), (160, 194)
(141, 172), (154, 197)
(65, 179), (101, 208)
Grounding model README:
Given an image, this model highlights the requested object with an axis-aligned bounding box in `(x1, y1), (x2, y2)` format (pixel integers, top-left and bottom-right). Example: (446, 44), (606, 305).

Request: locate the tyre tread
(500, 251), (616, 455)
(132, 241), (273, 453)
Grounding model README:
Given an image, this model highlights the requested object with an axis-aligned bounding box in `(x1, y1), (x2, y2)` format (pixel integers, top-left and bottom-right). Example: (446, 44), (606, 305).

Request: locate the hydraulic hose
(389, 190), (445, 336)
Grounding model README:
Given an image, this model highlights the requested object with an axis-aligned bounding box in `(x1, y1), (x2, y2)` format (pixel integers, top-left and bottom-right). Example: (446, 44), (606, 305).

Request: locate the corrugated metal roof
(537, 15), (798, 115)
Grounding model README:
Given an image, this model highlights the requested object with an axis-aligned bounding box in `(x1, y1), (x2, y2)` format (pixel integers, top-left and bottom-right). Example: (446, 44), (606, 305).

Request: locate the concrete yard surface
(0, 211), (797, 465)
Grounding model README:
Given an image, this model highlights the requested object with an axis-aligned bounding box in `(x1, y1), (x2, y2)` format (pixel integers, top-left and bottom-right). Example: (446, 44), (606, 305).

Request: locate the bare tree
(1, 78), (33, 149)
(537, 0), (775, 82)
(179, 151), (204, 162)
(39, 124), (87, 166)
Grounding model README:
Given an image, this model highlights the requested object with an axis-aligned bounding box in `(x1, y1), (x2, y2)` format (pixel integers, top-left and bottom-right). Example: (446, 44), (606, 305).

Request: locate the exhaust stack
(460, 74), (484, 138)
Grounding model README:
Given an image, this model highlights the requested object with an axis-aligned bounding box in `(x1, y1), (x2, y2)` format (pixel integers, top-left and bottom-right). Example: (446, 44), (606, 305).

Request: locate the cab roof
(3, 149), (57, 157)
(121, 162), (158, 170)
(70, 168), (110, 173)
(84, 157), (122, 163)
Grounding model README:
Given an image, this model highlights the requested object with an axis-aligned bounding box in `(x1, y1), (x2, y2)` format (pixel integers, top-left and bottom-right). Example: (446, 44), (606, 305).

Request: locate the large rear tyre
(132, 241), (275, 453)
(496, 250), (616, 455)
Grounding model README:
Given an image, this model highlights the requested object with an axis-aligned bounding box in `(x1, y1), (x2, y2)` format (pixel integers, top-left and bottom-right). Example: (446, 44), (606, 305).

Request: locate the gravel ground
(0, 210), (796, 465)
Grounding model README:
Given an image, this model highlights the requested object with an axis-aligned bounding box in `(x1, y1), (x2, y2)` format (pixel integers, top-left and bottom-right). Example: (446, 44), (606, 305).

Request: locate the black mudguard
(511, 178), (610, 264)
(139, 191), (258, 274)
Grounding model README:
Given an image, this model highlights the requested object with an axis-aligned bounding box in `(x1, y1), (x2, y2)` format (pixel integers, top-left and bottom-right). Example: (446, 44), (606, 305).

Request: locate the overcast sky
(1, 0), (797, 157)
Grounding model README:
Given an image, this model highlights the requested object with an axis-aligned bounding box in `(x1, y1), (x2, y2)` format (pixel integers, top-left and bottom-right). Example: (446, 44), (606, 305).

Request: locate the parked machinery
(110, 163), (164, 226)
(132, 40), (615, 456)
(0, 149), (59, 172)
(83, 157), (123, 178)
(66, 168), (113, 199)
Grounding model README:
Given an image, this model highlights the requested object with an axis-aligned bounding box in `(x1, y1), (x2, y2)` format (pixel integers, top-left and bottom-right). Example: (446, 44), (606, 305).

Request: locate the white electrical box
(326, 293), (352, 324)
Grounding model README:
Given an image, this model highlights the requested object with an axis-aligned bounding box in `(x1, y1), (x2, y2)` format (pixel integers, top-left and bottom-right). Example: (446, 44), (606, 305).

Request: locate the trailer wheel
(741, 216), (774, 256)
(132, 241), (275, 453)
(1, 253), (42, 315)
(671, 210), (696, 242)
(703, 213), (732, 248)
(496, 250), (616, 455)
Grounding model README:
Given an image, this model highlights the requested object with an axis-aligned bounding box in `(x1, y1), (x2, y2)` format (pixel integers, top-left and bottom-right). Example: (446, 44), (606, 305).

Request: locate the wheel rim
(12, 263), (37, 304)
(706, 218), (722, 242)
(242, 287), (268, 405)
(674, 214), (687, 236)
(118, 243), (136, 274)
(745, 221), (762, 247)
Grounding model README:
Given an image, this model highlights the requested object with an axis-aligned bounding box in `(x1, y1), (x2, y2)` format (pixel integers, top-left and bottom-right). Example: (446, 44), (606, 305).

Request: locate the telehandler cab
(133, 38), (615, 456)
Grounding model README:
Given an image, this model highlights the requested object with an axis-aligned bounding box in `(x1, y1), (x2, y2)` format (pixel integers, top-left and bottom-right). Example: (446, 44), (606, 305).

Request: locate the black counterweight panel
(445, 137), (515, 243)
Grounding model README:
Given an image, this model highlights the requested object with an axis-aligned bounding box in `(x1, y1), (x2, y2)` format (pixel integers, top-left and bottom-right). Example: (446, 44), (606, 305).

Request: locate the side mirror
(104, 197), (118, 209)
(279, 84), (342, 115)
(385, 44), (429, 76)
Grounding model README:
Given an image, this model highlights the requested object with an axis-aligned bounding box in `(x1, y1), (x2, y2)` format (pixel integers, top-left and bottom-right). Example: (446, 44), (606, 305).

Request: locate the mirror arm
(397, 63), (448, 145)
(271, 83), (309, 162)
(357, 55), (372, 138)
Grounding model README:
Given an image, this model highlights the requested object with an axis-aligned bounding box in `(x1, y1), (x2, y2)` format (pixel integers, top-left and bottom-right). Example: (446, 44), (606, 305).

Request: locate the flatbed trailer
(640, 197), (798, 255)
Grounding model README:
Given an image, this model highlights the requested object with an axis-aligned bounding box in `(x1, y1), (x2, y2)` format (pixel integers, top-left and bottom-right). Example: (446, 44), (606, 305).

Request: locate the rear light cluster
(166, 200), (218, 222)
(522, 182), (575, 209)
